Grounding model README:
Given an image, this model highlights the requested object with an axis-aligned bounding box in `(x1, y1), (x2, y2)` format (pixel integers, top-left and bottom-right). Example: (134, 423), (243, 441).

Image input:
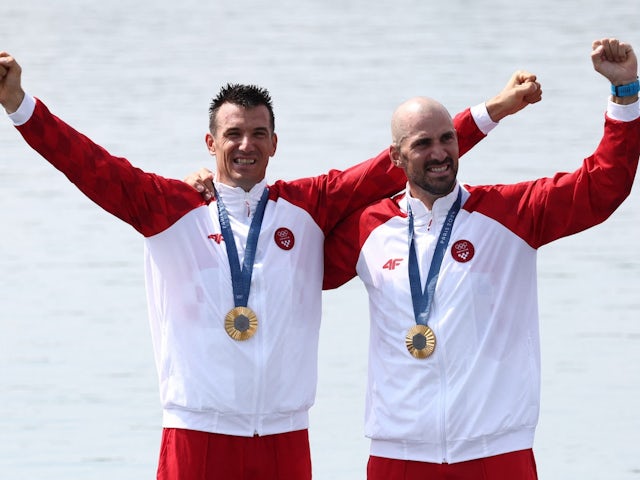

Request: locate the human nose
(236, 135), (251, 151)
(238, 134), (253, 151)
(428, 143), (448, 161)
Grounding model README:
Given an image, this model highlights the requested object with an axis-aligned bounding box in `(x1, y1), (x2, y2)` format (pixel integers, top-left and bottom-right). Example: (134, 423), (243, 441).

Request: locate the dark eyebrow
(222, 127), (242, 136)
(409, 136), (433, 148)
(441, 130), (456, 140)
(223, 126), (271, 135)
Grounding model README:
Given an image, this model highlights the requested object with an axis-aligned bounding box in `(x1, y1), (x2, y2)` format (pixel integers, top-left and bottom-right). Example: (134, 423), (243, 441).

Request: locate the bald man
(322, 38), (640, 480)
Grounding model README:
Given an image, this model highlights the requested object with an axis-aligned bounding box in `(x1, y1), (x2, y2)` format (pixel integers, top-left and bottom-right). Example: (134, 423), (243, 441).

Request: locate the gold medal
(225, 307), (258, 341)
(405, 325), (436, 359)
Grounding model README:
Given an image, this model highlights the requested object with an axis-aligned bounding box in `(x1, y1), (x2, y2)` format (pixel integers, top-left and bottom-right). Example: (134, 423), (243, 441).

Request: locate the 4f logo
(383, 258), (403, 270)
(208, 233), (224, 244)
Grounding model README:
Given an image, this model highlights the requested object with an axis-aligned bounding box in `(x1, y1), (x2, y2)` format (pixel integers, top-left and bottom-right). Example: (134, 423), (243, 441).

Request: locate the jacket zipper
(437, 322), (448, 463)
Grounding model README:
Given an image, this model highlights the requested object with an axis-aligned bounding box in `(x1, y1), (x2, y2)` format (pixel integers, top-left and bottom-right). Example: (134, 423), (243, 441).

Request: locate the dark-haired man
(0, 50), (540, 479)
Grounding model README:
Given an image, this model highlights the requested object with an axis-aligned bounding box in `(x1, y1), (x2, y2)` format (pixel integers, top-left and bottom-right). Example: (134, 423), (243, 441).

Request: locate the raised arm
(0, 52), (204, 237)
(466, 38), (640, 249)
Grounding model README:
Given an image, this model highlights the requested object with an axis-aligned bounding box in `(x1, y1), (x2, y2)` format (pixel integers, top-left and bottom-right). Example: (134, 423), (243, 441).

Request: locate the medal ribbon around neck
(406, 188), (462, 358)
(214, 185), (269, 341)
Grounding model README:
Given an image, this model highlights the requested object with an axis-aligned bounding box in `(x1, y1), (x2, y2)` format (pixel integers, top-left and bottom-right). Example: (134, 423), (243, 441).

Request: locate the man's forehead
(406, 125), (455, 141)
(216, 103), (271, 129)
(404, 107), (452, 128)
(218, 102), (269, 118)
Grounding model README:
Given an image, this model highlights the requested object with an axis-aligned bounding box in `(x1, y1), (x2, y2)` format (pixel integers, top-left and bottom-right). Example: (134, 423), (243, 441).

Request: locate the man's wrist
(611, 93), (639, 105)
(2, 89), (26, 115)
(485, 93), (509, 123)
(8, 92), (35, 126)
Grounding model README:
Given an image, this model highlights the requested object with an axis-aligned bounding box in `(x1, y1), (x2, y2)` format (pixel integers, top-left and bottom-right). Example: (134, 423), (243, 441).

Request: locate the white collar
(214, 178), (268, 219)
(404, 183), (463, 226)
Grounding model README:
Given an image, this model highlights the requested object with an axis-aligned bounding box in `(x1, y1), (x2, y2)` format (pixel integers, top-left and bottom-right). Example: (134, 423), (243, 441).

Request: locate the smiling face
(390, 97), (459, 208)
(205, 102), (278, 191)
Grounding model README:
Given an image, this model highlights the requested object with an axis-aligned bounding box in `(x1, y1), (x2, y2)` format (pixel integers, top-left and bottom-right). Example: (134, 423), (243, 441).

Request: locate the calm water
(1, 1), (639, 478)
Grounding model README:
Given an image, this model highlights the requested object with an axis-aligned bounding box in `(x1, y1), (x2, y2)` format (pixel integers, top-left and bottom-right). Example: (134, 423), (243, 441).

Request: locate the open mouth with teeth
(426, 159), (453, 176)
(234, 158), (256, 165)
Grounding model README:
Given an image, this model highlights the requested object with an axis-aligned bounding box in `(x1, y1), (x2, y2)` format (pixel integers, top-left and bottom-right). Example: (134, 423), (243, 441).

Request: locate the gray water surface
(1, 1), (639, 478)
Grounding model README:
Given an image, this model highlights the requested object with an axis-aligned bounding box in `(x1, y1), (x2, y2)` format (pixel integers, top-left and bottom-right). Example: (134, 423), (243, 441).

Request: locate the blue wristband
(611, 78), (639, 97)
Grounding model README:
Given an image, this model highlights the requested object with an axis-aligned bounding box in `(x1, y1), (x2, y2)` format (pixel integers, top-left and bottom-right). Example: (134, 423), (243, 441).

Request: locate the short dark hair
(209, 83), (275, 133)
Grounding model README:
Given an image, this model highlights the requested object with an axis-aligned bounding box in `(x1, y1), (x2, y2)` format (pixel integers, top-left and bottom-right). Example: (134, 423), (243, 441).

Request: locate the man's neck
(407, 183), (458, 210)
(215, 178), (264, 193)
(407, 188), (439, 210)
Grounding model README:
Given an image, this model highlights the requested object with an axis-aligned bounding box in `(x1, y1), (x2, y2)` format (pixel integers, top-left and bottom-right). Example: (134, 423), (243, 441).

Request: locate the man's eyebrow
(410, 136), (433, 147)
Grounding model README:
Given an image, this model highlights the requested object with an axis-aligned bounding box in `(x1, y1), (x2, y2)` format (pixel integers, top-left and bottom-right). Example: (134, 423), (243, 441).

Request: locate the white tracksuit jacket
(11, 94), (488, 437)
(323, 101), (640, 463)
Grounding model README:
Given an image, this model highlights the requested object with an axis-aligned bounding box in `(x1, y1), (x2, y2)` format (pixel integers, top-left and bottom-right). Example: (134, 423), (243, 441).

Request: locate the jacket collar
(403, 183), (464, 228)
(213, 178), (268, 221)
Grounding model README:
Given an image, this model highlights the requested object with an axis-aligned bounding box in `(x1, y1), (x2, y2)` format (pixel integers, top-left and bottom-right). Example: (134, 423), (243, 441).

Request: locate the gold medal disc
(225, 307), (258, 341)
(405, 325), (436, 359)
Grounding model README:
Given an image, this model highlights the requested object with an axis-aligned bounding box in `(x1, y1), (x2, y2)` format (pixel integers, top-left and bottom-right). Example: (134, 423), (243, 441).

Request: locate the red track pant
(367, 449), (538, 480)
(156, 428), (312, 480)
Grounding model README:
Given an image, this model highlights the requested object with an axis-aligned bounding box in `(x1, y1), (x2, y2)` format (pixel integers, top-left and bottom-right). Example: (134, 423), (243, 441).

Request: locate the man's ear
(389, 144), (402, 168)
(205, 132), (216, 156)
(270, 132), (278, 157)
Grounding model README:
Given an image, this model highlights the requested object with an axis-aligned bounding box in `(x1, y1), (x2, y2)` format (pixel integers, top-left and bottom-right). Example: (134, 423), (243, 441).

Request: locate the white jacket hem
(162, 407), (310, 437)
(369, 426), (536, 464)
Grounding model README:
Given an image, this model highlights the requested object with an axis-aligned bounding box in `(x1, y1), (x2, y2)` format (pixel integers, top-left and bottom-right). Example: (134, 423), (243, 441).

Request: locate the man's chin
(421, 179), (456, 197)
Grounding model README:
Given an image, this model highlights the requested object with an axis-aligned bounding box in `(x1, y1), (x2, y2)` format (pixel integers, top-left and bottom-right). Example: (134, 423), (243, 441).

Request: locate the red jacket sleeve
(321, 107), (486, 289)
(16, 99), (205, 237)
(269, 148), (404, 234)
(464, 114), (640, 249)
(454, 107), (487, 157)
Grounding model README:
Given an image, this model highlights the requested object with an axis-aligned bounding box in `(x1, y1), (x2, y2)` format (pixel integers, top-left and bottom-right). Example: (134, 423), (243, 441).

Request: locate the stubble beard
(411, 158), (457, 198)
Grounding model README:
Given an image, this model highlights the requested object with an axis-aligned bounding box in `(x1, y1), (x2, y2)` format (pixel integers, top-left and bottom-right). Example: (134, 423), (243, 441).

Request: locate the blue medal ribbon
(214, 186), (269, 308)
(408, 188), (462, 326)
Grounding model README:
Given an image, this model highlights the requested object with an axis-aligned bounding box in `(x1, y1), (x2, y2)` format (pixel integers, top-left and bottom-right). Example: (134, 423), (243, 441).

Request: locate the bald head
(391, 97), (453, 147)
(389, 96), (459, 208)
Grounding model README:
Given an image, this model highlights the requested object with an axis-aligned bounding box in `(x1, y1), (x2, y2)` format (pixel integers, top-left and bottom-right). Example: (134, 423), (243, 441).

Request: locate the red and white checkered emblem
(274, 227), (295, 251)
(451, 240), (474, 263)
